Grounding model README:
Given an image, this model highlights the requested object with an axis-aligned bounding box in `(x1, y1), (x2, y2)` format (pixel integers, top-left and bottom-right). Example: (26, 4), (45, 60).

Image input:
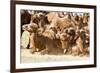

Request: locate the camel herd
(21, 10), (90, 56)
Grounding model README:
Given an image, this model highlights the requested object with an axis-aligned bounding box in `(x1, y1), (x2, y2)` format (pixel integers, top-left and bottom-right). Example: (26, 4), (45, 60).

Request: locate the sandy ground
(21, 49), (89, 63)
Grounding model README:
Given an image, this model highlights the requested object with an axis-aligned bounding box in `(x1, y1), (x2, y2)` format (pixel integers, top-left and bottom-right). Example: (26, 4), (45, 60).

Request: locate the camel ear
(45, 16), (50, 24)
(56, 34), (60, 39)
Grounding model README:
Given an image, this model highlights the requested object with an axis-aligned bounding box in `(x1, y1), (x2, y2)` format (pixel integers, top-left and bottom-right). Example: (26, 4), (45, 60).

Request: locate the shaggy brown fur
(22, 23), (63, 54)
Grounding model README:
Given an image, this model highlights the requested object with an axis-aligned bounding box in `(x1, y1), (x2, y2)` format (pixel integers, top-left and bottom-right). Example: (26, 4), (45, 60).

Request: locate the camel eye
(40, 14), (43, 17)
(25, 25), (28, 28)
(30, 25), (33, 28)
(63, 28), (68, 33)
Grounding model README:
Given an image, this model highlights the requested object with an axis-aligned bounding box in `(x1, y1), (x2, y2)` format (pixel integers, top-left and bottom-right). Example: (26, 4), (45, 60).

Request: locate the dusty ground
(21, 49), (89, 63)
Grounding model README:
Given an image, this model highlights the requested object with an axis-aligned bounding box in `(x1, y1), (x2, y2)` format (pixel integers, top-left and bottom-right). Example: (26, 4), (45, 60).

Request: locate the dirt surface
(21, 49), (89, 63)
